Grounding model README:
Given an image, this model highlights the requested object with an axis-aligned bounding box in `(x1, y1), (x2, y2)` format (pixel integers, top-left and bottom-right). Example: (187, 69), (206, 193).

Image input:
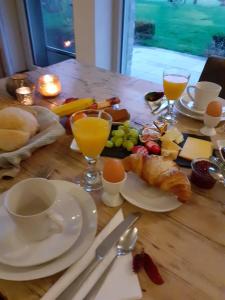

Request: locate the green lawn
(136, 0), (225, 56)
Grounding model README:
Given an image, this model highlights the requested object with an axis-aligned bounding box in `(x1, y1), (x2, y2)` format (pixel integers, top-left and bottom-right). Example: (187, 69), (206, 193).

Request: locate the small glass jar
(16, 87), (34, 105)
(37, 74), (61, 97)
(190, 158), (217, 189)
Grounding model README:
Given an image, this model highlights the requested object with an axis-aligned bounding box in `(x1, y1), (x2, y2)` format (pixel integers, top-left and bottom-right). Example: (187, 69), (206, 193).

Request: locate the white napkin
(41, 209), (142, 300)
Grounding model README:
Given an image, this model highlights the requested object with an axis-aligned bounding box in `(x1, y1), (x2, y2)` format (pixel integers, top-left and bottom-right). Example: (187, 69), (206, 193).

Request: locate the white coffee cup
(187, 81), (222, 111)
(4, 178), (65, 242)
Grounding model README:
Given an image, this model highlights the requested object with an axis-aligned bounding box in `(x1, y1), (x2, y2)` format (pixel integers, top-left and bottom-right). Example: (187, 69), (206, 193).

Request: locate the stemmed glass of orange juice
(70, 110), (112, 192)
(160, 68), (190, 123)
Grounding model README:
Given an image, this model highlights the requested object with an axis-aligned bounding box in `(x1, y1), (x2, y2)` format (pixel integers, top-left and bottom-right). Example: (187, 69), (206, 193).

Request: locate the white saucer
(0, 180), (97, 281)
(0, 192), (82, 267)
(120, 173), (182, 212)
(175, 100), (225, 122)
(180, 93), (225, 115)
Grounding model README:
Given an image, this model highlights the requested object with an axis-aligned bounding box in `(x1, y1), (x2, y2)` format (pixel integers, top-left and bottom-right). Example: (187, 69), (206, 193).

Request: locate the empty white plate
(121, 172), (182, 212)
(0, 180), (97, 281)
(0, 190), (83, 267)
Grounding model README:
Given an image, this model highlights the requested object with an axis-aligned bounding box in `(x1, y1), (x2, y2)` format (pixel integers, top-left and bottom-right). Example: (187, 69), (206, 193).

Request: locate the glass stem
(167, 99), (174, 116)
(84, 156), (99, 185)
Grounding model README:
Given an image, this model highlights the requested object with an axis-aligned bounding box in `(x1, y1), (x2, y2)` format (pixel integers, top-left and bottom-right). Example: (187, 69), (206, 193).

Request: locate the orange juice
(163, 75), (188, 100)
(72, 117), (110, 158)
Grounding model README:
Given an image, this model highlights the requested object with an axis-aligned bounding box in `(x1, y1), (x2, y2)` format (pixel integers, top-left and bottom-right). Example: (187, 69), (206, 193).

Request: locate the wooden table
(0, 59), (225, 300)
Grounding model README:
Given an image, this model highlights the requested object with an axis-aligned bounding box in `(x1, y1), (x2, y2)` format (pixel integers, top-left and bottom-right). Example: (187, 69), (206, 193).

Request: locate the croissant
(122, 154), (192, 203)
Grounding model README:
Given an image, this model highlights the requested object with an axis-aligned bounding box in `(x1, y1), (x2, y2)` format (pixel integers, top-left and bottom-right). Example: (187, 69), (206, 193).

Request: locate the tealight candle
(16, 86), (34, 105)
(38, 74), (61, 97)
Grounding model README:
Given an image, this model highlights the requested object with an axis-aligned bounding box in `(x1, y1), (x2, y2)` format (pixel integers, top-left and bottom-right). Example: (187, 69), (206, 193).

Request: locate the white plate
(175, 100), (225, 122)
(120, 173), (182, 212)
(0, 191), (82, 267)
(180, 93), (225, 115)
(0, 180), (97, 281)
(0, 106), (65, 168)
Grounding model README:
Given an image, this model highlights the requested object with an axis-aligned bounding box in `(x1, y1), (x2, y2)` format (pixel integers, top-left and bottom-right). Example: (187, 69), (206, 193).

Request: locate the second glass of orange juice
(160, 68), (190, 123)
(71, 110), (112, 191)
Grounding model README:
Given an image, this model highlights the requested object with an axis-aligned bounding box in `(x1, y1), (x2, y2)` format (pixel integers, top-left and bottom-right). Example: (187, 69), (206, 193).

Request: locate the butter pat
(179, 137), (213, 160)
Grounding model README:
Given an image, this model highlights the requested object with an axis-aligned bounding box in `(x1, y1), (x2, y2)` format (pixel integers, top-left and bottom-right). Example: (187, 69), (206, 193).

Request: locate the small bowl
(145, 92), (164, 106)
(190, 158), (217, 189)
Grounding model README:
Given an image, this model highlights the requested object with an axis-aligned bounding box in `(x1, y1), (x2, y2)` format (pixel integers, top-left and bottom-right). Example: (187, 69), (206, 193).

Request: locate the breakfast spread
(122, 153), (192, 203)
(0, 107), (39, 151)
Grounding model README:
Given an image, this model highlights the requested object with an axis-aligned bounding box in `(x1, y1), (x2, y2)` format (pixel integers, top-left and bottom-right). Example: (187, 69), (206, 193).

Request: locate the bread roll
(0, 107), (39, 137)
(0, 129), (29, 151)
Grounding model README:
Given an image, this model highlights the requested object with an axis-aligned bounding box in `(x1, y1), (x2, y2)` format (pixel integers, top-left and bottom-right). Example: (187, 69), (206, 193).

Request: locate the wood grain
(0, 59), (224, 300)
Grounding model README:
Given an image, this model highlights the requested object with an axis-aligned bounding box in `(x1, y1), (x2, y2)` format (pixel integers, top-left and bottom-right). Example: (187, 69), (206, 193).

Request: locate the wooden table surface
(0, 59), (225, 300)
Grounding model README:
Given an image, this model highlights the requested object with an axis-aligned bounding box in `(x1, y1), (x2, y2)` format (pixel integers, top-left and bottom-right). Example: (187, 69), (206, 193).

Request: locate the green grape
(123, 120), (130, 128)
(118, 125), (125, 131)
(114, 129), (125, 137)
(115, 137), (123, 147)
(111, 130), (117, 136)
(126, 141), (134, 151)
(122, 140), (129, 148)
(106, 140), (113, 148)
(128, 128), (139, 138)
(110, 136), (117, 143)
(129, 137), (138, 145)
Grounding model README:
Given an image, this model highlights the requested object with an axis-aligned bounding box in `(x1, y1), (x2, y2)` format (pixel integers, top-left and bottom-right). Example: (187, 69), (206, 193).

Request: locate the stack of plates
(174, 93), (225, 121)
(0, 180), (97, 281)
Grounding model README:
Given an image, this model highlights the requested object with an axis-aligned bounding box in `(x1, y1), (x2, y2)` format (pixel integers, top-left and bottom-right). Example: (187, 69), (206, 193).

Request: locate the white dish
(120, 172), (182, 212)
(0, 191), (82, 267)
(0, 180), (97, 281)
(180, 93), (225, 115)
(175, 100), (225, 122)
(0, 106), (65, 168)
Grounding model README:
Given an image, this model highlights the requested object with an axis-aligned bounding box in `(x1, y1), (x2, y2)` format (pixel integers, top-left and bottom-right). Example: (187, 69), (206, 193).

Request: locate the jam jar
(190, 158), (217, 189)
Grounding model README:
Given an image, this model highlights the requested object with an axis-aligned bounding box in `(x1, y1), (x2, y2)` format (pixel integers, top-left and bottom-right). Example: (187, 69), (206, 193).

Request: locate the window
(24, 0), (75, 67)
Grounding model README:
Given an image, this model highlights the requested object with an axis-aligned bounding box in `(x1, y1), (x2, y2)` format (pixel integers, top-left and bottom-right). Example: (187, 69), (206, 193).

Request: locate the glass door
(122, 0), (225, 85)
(24, 0), (75, 67)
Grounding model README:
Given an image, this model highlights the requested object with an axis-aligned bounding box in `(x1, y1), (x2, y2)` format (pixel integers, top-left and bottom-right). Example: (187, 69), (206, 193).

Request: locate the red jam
(190, 160), (216, 189)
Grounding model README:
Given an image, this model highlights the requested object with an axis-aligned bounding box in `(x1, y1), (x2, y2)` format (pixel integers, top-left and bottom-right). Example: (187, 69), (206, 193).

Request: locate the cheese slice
(160, 127), (184, 144)
(161, 140), (181, 160)
(179, 137), (213, 160)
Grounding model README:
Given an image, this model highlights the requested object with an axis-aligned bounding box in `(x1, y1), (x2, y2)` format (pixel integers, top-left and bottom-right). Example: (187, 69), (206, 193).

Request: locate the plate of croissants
(121, 153), (192, 212)
(0, 106), (65, 168)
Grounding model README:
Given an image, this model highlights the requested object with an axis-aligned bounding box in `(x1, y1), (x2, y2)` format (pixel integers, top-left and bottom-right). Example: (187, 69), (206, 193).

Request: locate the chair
(199, 56), (225, 99)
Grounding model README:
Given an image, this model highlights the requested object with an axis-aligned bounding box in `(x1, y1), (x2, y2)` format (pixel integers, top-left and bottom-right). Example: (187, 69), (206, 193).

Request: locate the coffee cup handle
(187, 85), (195, 102)
(48, 211), (65, 233)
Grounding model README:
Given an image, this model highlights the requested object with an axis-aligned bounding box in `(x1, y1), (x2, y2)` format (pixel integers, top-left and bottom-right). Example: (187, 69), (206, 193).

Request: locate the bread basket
(0, 106), (65, 168)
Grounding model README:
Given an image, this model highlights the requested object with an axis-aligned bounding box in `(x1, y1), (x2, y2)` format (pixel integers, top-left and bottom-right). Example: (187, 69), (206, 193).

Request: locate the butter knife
(58, 212), (141, 299)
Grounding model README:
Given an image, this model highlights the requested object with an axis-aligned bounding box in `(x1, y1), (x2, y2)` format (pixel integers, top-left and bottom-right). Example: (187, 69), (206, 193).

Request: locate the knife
(58, 212), (141, 299)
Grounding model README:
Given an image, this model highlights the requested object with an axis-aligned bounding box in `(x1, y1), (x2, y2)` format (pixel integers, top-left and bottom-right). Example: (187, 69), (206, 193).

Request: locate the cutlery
(36, 166), (55, 179)
(59, 212), (141, 297)
(84, 226), (138, 299)
(152, 101), (168, 115)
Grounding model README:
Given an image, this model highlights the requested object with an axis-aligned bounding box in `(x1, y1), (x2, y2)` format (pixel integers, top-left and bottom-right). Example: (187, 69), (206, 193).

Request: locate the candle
(16, 87), (34, 105)
(38, 74), (61, 97)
